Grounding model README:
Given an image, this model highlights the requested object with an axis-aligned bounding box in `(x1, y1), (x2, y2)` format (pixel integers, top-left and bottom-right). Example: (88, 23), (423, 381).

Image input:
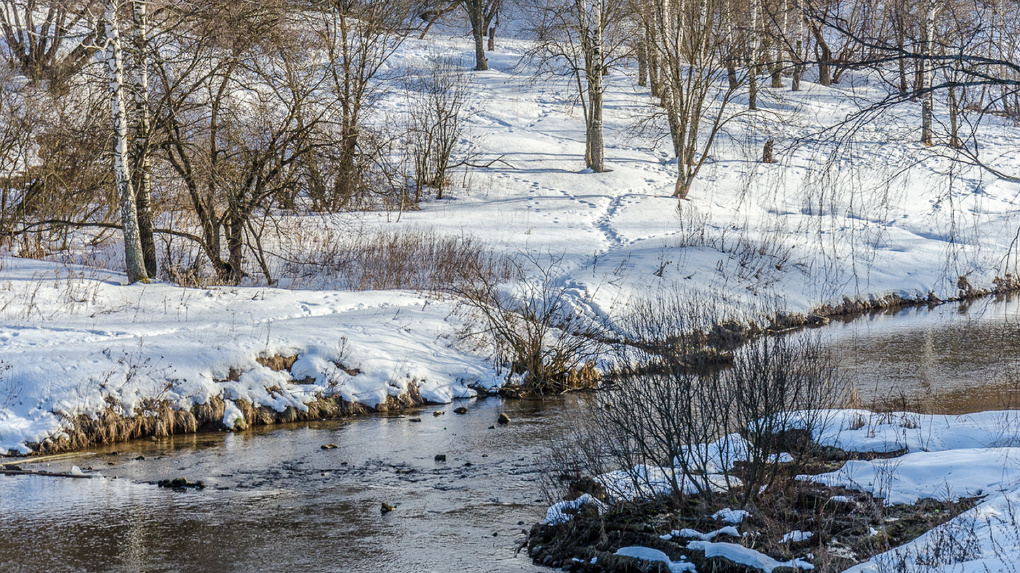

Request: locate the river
(2, 297), (1019, 572)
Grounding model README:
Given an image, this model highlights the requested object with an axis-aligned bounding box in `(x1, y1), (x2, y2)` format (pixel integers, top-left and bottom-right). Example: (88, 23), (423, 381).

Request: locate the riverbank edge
(9, 384), (431, 457)
(5, 276), (1019, 458)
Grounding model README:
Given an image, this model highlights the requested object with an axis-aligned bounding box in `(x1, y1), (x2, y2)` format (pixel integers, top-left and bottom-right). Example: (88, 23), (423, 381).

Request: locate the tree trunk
(920, 0), (936, 146)
(582, 0), (605, 173)
(637, 40), (648, 88)
(762, 138), (775, 162)
(948, 85), (961, 148)
(488, 26), (495, 51)
(646, 19), (660, 97)
(466, 0), (487, 71)
(818, 42), (832, 86)
(748, 0), (760, 109)
(105, 1), (148, 284)
(129, 0), (156, 278)
(674, 173), (691, 200)
(791, 40), (803, 91)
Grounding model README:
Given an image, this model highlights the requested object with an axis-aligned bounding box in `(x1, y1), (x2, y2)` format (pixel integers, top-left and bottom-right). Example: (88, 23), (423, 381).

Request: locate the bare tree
(0, 0), (101, 88)
(650, 0), (752, 199)
(127, 0), (155, 276)
(310, 0), (417, 211)
(808, 0), (1020, 179)
(406, 56), (468, 202)
(527, 0), (630, 173)
(103, 0), (147, 283)
(151, 1), (320, 283)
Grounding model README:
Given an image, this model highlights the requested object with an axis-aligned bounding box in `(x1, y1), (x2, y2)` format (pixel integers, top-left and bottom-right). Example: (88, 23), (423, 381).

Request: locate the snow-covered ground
(803, 411), (1020, 572)
(3, 34), (1020, 571)
(0, 256), (497, 453)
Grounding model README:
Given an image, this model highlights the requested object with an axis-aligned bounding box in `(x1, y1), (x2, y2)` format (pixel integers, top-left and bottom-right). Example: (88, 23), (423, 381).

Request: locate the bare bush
(405, 55), (468, 203)
(574, 303), (847, 509)
(456, 254), (605, 394)
(274, 225), (511, 293)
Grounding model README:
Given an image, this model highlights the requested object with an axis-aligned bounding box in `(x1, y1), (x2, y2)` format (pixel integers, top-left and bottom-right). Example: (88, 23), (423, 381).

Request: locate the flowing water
(3, 297), (1020, 572)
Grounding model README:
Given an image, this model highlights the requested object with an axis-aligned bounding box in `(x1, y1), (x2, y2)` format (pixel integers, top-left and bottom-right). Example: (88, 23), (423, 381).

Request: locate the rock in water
(158, 477), (205, 490)
(434, 454), (447, 462)
(454, 407), (468, 415)
(433, 410), (445, 417)
(381, 502), (396, 514)
(497, 413), (511, 425)
(320, 444), (338, 450)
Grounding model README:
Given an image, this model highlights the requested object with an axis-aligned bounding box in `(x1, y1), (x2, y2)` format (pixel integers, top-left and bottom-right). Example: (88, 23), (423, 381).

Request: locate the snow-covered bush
(456, 254), (605, 393)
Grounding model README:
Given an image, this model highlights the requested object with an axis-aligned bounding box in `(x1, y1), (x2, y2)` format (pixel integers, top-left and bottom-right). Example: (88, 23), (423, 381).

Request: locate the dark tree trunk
(762, 138), (775, 163)
(466, 0), (487, 71)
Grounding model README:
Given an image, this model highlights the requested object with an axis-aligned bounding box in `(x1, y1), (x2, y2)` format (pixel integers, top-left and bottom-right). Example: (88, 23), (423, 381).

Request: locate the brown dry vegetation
(22, 356), (427, 455)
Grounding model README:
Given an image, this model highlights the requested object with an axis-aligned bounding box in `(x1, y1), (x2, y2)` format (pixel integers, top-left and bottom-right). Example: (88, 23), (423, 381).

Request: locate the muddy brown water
(3, 297), (1020, 572)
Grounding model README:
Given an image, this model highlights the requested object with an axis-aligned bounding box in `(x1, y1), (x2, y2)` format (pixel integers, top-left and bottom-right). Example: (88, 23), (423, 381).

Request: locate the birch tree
(103, 0), (147, 283)
(528, 0), (628, 173)
(128, 0), (155, 276)
(919, 0), (940, 145)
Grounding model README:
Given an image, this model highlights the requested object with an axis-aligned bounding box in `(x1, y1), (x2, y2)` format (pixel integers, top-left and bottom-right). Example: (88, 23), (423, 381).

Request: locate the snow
(843, 484), (1020, 573)
(547, 407), (1020, 572)
(797, 411), (1020, 570)
(781, 531), (814, 543)
(614, 547), (696, 573)
(0, 257), (497, 454)
(543, 494), (605, 525)
(687, 541), (814, 571)
(713, 508), (751, 523)
(2, 27), (1020, 570)
(663, 527), (741, 542)
(799, 447), (1020, 505)
(795, 410), (1020, 505)
(598, 464), (738, 501)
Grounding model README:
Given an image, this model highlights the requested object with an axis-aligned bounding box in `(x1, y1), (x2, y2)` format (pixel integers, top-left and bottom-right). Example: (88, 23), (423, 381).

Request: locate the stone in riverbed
(320, 444), (338, 450)
(497, 413), (511, 425)
(381, 502), (396, 514)
(434, 454), (447, 462)
(454, 407), (468, 414)
(158, 477), (205, 490)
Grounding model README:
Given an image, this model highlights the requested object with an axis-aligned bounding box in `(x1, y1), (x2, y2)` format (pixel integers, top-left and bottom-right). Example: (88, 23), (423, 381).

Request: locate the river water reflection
(3, 297), (1020, 571)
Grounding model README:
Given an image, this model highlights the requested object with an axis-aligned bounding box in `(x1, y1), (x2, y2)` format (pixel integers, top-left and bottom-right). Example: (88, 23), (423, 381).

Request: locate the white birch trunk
(921, 0), (936, 145)
(129, 0), (155, 276)
(105, 0), (148, 283)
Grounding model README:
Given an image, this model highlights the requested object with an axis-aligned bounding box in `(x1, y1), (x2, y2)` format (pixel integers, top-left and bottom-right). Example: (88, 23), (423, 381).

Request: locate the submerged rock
(454, 407), (468, 415)
(434, 454), (447, 462)
(497, 413), (511, 425)
(157, 477), (205, 490)
(381, 502), (396, 514)
(320, 444), (338, 450)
